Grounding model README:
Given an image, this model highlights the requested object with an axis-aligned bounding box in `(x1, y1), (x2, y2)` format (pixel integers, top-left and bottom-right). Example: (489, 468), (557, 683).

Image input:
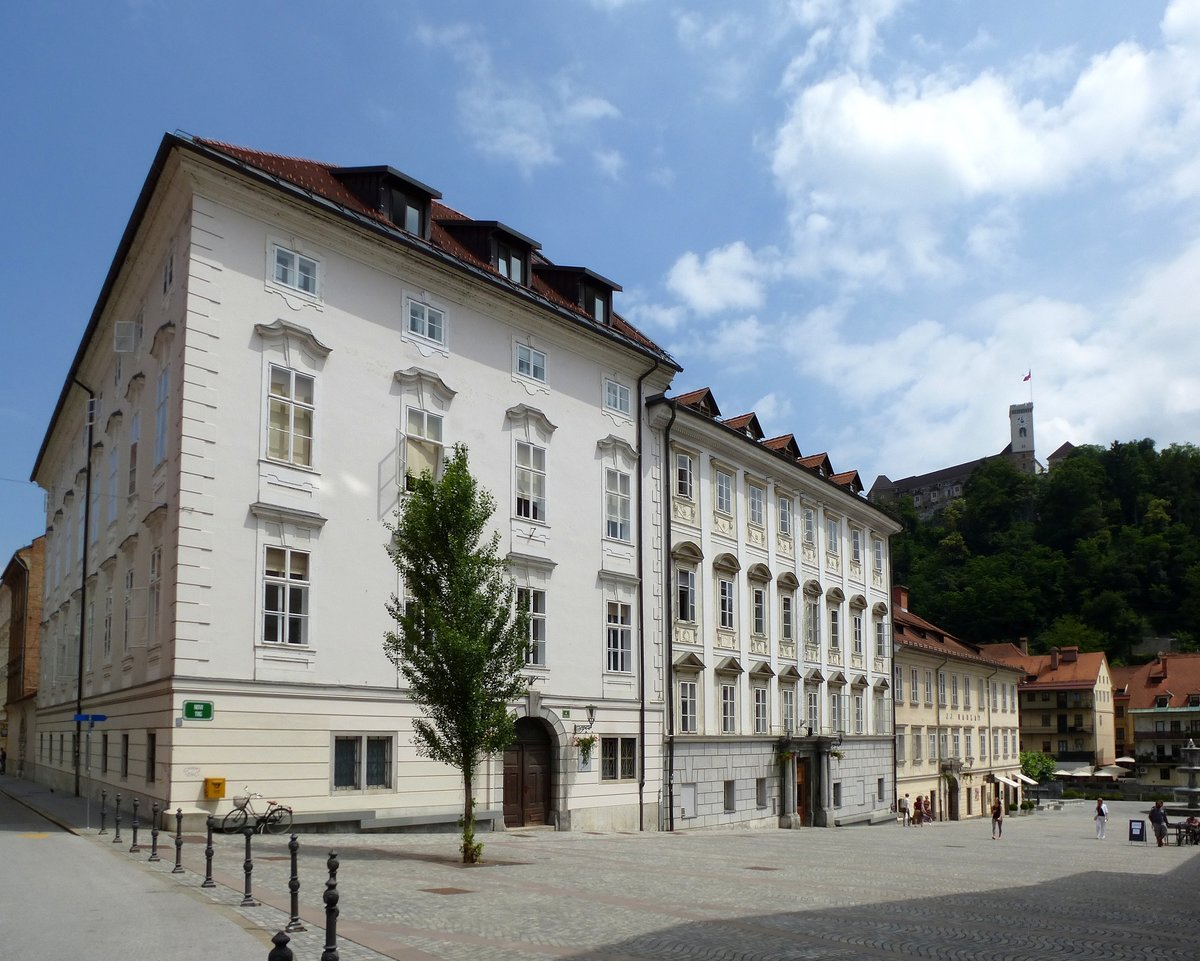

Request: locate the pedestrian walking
(1094, 797), (1109, 839)
(912, 795), (923, 826)
(991, 797), (1004, 839)
(899, 793), (911, 826)
(1149, 800), (1170, 847)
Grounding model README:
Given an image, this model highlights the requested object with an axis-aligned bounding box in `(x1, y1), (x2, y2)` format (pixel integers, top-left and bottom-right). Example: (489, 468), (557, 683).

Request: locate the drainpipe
(661, 400), (679, 831)
(73, 378), (95, 798)
(933, 656), (947, 820)
(984, 666), (998, 808)
(634, 360), (661, 833)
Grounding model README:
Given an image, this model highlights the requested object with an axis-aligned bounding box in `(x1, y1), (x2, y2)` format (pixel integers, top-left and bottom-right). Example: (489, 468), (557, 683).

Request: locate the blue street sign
(73, 713), (108, 723)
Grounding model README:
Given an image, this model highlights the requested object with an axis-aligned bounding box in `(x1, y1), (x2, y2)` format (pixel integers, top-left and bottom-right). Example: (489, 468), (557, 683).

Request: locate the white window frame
(825, 516), (840, 555)
(912, 726), (923, 761)
(807, 689), (820, 733)
(406, 297), (446, 346)
(515, 343), (547, 383)
(894, 664), (904, 700)
(606, 601), (632, 673)
(896, 729), (906, 762)
(515, 441), (547, 522)
(851, 528), (863, 564)
(401, 407), (444, 490)
(127, 413), (139, 496)
(675, 452), (694, 500)
(147, 546), (162, 645)
(718, 577), (736, 630)
(752, 586), (767, 636)
(804, 599), (820, 647)
(676, 567), (696, 622)
(605, 468), (632, 542)
(854, 693), (865, 734)
(273, 245), (319, 297)
(519, 587), (546, 666)
(748, 484), (765, 527)
(332, 733), (394, 792)
(715, 469), (733, 515)
(875, 619), (887, 657)
(721, 683), (737, 734)
(852, 613), (864, 654)
(873, 537), (884, 572)
(754, 686), (769, 734)
(266, 365), (315, 468)
(778, 495), (792, 537)
(601, 736), (637, 781)
(803, 507), (815, 545)
(604, 379), (631, 417)
(263, 546), (310, 646)
(781, 592), (794, 642)
(679, 679), (698, 734)
(782, 687), (796, 734)
(154, 369), (169, 466)
(828, 608), (840, 650)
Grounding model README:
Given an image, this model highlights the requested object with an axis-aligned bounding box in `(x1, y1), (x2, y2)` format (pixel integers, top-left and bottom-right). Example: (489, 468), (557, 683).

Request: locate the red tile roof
(893, 608), (1022, 671)
(977, 644), (1109, 689)
(1119, 654), (1200, 710)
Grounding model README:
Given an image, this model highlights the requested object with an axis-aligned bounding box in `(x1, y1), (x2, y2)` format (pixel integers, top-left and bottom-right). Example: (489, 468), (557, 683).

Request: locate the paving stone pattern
(5, 778), (1197, 961)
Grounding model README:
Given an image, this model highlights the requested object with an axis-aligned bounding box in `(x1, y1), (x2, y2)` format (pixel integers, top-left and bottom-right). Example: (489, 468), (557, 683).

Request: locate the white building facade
(29, 134), (678, 831)
(648, 392), (901, 829)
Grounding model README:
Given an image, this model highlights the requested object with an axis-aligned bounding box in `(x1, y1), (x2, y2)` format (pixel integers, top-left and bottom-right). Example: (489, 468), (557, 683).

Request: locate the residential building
(648, 391), (901, 828)
(1110, 664), (1139, 762)
(28, 133), (679, 831)
(891, 586), (1028, 820)
(979, 643), (1116, 767)
(1121, 654), (1200, 789)
(3, 537), (45, 776)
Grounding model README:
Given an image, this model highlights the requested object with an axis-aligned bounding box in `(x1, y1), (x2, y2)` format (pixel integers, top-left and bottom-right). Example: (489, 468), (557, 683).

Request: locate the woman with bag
(1094, 797), (1109, 839)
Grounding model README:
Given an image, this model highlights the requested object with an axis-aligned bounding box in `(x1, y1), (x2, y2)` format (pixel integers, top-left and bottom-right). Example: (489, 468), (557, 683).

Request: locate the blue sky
(3, 0), (1199, 563)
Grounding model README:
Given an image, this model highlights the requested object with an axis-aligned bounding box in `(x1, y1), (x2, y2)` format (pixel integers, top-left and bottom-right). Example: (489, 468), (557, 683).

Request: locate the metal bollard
(99, 790), (108, 835)
(148, 802), (161, 861)
(129, 797), (141, 853)
(321, 850), (340, 961)
(201, 816), (216, 888)
(112, 793), (123, 843)
(172, 808), (185, 874)
(268, 931), (294, 961)
(240, 825), (259, 907)
(285, 833), (305, 932)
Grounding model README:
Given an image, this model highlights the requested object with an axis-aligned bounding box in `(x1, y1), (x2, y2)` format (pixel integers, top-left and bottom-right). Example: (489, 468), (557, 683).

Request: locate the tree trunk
(461, 771), (478, 864)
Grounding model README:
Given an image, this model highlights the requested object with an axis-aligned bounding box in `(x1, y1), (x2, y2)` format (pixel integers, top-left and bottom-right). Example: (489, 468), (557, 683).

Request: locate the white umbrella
(1093, 765), (1127, 778)
(1053, 769), (1075, 777)
(1114, 756), (1137, 765)
(1069, 767), (1095, 777)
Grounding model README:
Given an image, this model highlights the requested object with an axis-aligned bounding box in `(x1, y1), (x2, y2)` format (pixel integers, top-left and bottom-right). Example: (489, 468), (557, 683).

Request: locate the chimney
(1061, 646), (1078, 663)
(1159, 655), (1168, 679)
(892, 584), (909, 613)
(1018, 637), (1029, 655)
(1049, 647), (1060, 671)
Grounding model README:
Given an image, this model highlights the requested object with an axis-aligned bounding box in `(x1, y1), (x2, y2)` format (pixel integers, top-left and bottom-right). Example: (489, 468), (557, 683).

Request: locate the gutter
(634, 359), (662, 832)
(660, 399), (679, 831)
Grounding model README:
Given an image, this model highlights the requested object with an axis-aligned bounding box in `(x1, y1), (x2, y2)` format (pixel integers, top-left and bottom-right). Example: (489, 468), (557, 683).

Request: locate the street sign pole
(73, 714), (108, 830)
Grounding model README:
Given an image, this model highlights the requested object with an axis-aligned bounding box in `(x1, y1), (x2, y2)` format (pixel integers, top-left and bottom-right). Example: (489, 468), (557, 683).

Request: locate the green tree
(384, 445), (529, 863)
(1020, 750), (1057, 784)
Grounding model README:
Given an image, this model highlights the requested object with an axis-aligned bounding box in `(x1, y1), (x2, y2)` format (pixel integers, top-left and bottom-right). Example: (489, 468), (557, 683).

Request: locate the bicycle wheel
(221, 808), (248, 834)
(264, 806), (293, 835)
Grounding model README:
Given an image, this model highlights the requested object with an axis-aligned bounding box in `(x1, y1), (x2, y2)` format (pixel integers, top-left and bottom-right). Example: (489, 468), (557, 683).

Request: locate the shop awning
(1014, 773), (1038, 785)
(995, 775), (1020, 788)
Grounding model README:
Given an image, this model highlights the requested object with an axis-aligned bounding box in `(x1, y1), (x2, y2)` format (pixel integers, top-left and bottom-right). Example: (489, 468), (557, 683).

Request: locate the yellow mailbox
(203, 776), (226, 800)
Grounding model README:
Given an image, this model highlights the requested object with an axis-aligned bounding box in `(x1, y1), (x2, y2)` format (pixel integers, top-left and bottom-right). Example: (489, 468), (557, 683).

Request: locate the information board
(1129, 819), (1147, 843)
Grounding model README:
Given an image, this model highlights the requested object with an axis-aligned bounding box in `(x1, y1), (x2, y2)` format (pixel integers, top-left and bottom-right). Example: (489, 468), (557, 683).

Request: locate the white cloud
(594, 148), (626, 180)
(666, 241), (770, 315)
(749, 391), (795, 429)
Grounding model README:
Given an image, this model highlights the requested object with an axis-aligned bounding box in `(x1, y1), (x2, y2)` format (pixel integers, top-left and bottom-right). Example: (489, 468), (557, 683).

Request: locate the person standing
(1094, 797), (1109, 839)
(899, 793), (911, 827)
(991, 796), (1004, 839)
(1149, 800), (1170, 847)
(912, 795), (923, 826)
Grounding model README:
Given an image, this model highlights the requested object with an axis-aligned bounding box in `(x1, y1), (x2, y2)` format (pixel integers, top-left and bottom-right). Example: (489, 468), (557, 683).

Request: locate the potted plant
(574, 733), (598, 766)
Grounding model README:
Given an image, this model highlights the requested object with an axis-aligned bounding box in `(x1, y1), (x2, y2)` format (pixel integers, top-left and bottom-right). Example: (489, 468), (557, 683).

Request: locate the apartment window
(875, 619), (887, 657)
(825, 517), (840, 554)
(912, 726), (922, 761)
(604, 379), (631, 416)
(911, 668), (919, 704)
(808, 690), (820, 732)
(582, 284), (608, 324)
(102, 588), (112, 660)
(267, 366), (315, 468)
(894, 665), (904, 700)
(873, 538), (884, 572)
(951, 675), (959, 707)
(162, 249), (174, 295)
(991, 682), (998, 711)
(496, 242), (524, 283)
(407, 299), (445, 345)
(515, 442), (547, 521)
(854, 693), (865, 734)
(679, 680), (698, 734)
(929, 731), (937, 760)
(804, 599), (820, 647)
(754, 687), (768, 734)
(718, 578), (736, 630)
(829, 609), (840, 649)
(748, 484), (765, 527)
(1002, 731), (1009, 757)
(148, 547), (162, 644)
(938, 671), (947, 706)
(123, 569), (134, 653)
(605, 469), (632, 541)
(518, 587), (546, 666)
(601, 736), (637, 780)
(830, 691), (843, 732)
(803, 507), (815, 545)
(877, 778), (886, 802)
(965, 731), (973, 758)
(606, 601), (632, 673)
(721, 683), (737, 733)
(675, 453), (694, 499)
(980, 729), (988, 758)
(724, 780), (736, 812)
(273, 246), (318, 296)
(924, 670), (934, 705)
(106, 447), (118, 524)
(715, 470), (733, 515)
(782, 688), (796, 734)
(127, 413), (139, 495)
(263, 547), (309, 645)
(952, 732), (961, 757)
(146, 732), (157, 783)
(333, 734), (394, 791)
(994, 731), (1002, 757)
(963, 678), (972, 709)
(515, 344), (547, 383)
(896, 730), (906, 762)
(401, 408), (444, 490)
(853, 613), (864, 654)
(781, 593), (794, 641)
(851, 528), (863, 564)
(153, 367), (170, 465)
(778, 496), (792, 537)
(101, 733), (109, 774)
(752, 587), (767, 635)
(979, 678), (987, 708)
(676, 567), (696, 622)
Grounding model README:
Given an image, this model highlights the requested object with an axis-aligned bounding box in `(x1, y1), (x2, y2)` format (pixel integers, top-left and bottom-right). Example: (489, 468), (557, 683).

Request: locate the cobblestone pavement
(3, 775), (1197, 961)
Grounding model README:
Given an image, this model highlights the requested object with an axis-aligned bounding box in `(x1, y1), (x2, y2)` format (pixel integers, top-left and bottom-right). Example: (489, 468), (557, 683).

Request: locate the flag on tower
(1022, 370), (1031, 382)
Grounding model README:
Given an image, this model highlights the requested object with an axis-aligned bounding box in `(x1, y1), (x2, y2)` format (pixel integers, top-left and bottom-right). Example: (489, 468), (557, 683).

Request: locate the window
(263, 547), (310, 645)
(676, 567), (696, 622)
(832, 782), (842, 807)
(127, 413), (139, 495)
(808, 689), (819, 732)
(951, 674), (959, 707)
(267, 366), (315, 468)
(873, 538), (884, 572)
(407, 299), (445, 345)
(715, 470), (733, 515)
(101, 732), (109, 774)
(675, 453), (694, 499)
(963, 678), (972, 709)
(778, 496), (792, 537)
(853, 613), (864, 654)
(515, 442), (546, 521)
(803, 507), (815, 545)
(601, 736), (637, 780)
(995, 732), (1002, 757)
(756, 778), (768, 808)
(851, 528), (863, 564)
(273, 246), (318, 296)
(123, 569), (134, 653)
(162, 249), (174, 295)
(877, 778), (886, 802)
(496, 242), (523, 283)
(874, 619), (886, 657)
(679, 680), (697, 734)
(333, 734), (394, 791)
(519, 588), (546, 666)
(721, 683), (737, 733)
(928, 730), (937, 760)
(965, 731), (973, 758)
(854, 693), (865, 734)
(924, 670), (933, 705)
(754, 687), (768, 734)
(912, 727), (922, 761)
(102, 588), (112, 660)
(938, 671), (947, 706)
(515, 344), (546, 383)
(153, 367), (170, 465)
(403, 408), (444, 489)
(896, 730), (906, 762)
(582, 284), (608, 324)
(830, 691), (843, 732)
(604, 379), (631, 416)
(724, 780), (736, 812)
(911, 668), (919, 704)
(894, 665), (904, 700)
(804, 599), (820, 647)
(748, 484), (765, 527)
(146, 732), (156, 783)
(825, 517), (840, 554)
(782, 688), (796, 734)
(605, 469), (632, 541)
(718, 577), (736, 630)
(952, 731), (961, 757)
(148, 547), (162, 644)
(752, 587), (766, 635)
(106, 447), (118, 525)
(781, 593), (794, 641)
(828, 609), (840, 649)
(980, 730), (988, 758)
(121, 733), (130, 779)
(606, 601), (632, 673)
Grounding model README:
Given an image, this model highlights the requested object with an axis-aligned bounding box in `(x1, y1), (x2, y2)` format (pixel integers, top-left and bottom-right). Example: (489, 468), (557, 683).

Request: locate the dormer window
(391, 188), (423, 235)
(582, 284), (608, 323)
(331, 165), (441, 239)
(1156, 695), (1170, 708)
(532, 265), (621, 326)
(497, 241), (524, 284)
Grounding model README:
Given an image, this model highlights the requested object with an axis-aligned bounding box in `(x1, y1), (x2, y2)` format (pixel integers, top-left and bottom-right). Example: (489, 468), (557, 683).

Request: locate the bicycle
(221, 788), (294, 835)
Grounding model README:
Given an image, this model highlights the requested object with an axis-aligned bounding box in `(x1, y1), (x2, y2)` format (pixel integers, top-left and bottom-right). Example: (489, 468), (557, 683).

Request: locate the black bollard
(240, 825), (259, 907)
(285, 833), (305, 932)
(148, 802), (161, 861)
(201, 816), (216, 888)
(99, 790), (108, 835)
(112, 793), (123, 843)
(172, 808), (185, 874)
(268, 931), (294, 961)
(129, 797), (141, 853)
(321, 851), (340, 961)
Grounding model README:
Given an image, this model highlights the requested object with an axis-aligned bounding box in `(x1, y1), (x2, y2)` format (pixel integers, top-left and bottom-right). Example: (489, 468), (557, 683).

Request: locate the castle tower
(1008, 402), (1035, 474)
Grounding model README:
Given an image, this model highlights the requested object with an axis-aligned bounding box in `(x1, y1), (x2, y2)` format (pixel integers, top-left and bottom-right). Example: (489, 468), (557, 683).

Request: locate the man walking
(1149, 800), (1170, 847)
(899, 793), (911, 827)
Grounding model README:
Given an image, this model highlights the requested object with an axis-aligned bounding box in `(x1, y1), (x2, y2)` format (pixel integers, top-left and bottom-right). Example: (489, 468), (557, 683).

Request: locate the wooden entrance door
(795, 758), (809, 825)
(503, 719), (552, 827)
(947, 777), (960, 820)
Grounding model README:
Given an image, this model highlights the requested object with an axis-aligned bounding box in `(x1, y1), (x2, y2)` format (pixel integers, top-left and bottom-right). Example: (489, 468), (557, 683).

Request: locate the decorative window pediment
(250, 501), (328, 530)
(747, 562), (773, 583)
(596, 434), (637, 463)
(803, 578), (822, 597)
(149, 322), (176, 360)
(674, 651), (705, 671)
(749, 661), (775, 678)
(506, 404), (557, 443)
(777, 665), (802, 681)
(715, 656), (744, 675)
(393, 367), (457, 409)
(872, 601), (889, 616)
(777, 571), (800, 590)
(849, 593), (868, 610)
(671, 540), (704, 564)
(125, 371), (146, 402)
(826, 586), (845, 602)
(254, 319), (332, 363)
(104, 409), (123, 434)
(713, 552), (741, 574)
(506, 551), (557, 574)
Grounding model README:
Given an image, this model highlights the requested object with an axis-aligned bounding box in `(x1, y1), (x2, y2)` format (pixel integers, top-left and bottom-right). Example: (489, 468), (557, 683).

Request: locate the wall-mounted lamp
(573, 703), (598, 734)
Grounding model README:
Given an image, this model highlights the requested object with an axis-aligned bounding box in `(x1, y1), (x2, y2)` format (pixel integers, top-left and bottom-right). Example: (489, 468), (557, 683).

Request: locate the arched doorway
(503, 718), (553, 827)
(946, 775), (960, 820)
